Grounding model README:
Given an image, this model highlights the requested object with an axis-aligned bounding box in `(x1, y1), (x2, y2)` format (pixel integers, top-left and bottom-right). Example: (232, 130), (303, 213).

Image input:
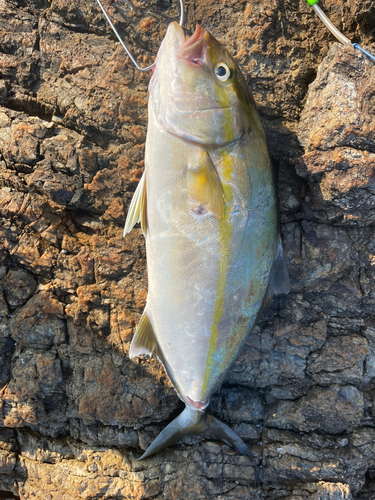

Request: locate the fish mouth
(177, 25), (206, 65)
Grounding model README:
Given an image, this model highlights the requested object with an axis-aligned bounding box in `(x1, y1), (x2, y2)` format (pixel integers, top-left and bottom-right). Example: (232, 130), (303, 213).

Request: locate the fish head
(150, 22), (257, 147)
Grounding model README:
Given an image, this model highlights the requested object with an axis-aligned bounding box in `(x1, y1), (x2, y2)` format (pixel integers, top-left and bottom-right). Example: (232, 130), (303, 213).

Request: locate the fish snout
(163, 21), (186, 53)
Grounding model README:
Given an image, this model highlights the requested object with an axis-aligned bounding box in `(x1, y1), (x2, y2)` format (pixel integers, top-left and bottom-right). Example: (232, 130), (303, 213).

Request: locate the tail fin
(132, 406), (253, 461)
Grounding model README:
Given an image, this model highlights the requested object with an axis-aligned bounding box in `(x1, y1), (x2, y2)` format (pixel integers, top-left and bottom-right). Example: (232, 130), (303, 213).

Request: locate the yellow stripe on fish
(201, 148), (234, 399)
(200, 78), (238, 399)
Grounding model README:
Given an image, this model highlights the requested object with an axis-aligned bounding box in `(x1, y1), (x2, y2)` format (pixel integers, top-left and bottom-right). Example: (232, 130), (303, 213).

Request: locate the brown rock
(298, 44), (375, 226)
(308, 482), (353, 500)
(266, 385), (364, 434)
(1, 267), (37, 308)
(307, 336), (368, 385)
(263, 427), (371, 493)
(10, 291), (66, 349)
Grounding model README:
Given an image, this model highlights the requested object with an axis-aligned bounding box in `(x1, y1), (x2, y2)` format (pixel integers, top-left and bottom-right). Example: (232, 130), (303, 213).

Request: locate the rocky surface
(0, 0), (375, 498)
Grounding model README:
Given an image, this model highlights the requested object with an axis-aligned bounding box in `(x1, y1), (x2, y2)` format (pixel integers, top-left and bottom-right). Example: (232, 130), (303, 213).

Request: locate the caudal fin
(133, 406), (253, 460)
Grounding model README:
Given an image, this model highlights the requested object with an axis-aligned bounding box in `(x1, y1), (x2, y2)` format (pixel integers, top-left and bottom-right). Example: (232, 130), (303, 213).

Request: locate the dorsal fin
(129, 309), (156, 358)
(187, 152), (225, 220)
(124, 173), (147, 237)
(263, 238), (290, 308)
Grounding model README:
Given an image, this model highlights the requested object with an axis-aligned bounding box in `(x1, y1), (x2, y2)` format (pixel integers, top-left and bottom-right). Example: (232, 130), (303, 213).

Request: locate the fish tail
(203, 413), (252, 458)
(132, 406), (252, 460)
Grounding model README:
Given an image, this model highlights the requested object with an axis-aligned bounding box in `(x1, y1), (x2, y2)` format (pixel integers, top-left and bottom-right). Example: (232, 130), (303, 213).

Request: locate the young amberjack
(124, 22), (290, 460)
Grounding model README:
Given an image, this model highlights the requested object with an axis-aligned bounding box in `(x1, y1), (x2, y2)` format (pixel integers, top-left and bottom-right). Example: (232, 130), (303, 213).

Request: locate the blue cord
(352, 43), (375, 64)
(306, 1), (375, 65)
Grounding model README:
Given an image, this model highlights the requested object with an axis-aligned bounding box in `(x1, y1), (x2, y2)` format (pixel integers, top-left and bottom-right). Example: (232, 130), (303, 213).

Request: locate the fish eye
(214, 63), (231, 82)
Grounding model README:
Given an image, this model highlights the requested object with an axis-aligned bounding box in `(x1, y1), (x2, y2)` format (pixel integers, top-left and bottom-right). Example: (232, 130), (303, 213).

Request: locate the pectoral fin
(129, 310), (156, 358)
(124, 173), (147, 237)
(187, 153), (225, 220)
(263, 238), (290, 307)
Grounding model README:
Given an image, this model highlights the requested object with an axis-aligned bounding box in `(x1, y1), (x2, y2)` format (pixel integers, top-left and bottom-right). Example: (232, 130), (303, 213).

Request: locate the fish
(124, 21), (290, 460)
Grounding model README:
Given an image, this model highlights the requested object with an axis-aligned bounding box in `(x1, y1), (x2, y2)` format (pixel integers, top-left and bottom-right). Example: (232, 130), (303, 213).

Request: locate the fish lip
(187, 106), (232, 112)
(168, 21), (185, 45)
(176, 25), (206, 65)
(180, 24), (205, 50)
(170, 104), (233, 116)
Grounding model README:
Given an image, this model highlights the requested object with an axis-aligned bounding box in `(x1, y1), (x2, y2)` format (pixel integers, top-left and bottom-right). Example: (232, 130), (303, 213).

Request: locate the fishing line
(94, 0), (185, 72)
(306, 0), (375, 63)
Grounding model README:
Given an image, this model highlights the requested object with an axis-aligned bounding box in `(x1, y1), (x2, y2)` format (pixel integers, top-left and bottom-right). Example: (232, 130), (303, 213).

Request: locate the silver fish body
(124, 22), (289, 459)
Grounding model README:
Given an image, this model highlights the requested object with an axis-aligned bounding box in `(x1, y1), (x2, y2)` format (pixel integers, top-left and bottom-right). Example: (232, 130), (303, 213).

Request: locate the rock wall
(0, 0), (374, 498)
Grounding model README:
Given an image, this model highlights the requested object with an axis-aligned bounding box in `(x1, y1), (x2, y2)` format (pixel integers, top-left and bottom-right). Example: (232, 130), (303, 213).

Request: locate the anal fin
(129, 310), (156, 358)
(129, 309), (186, 404)
(263, 237), (290, 307)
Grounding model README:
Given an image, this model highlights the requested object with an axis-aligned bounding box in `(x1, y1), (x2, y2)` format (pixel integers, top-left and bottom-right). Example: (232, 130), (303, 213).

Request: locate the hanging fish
(124, 21), (290, 460)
